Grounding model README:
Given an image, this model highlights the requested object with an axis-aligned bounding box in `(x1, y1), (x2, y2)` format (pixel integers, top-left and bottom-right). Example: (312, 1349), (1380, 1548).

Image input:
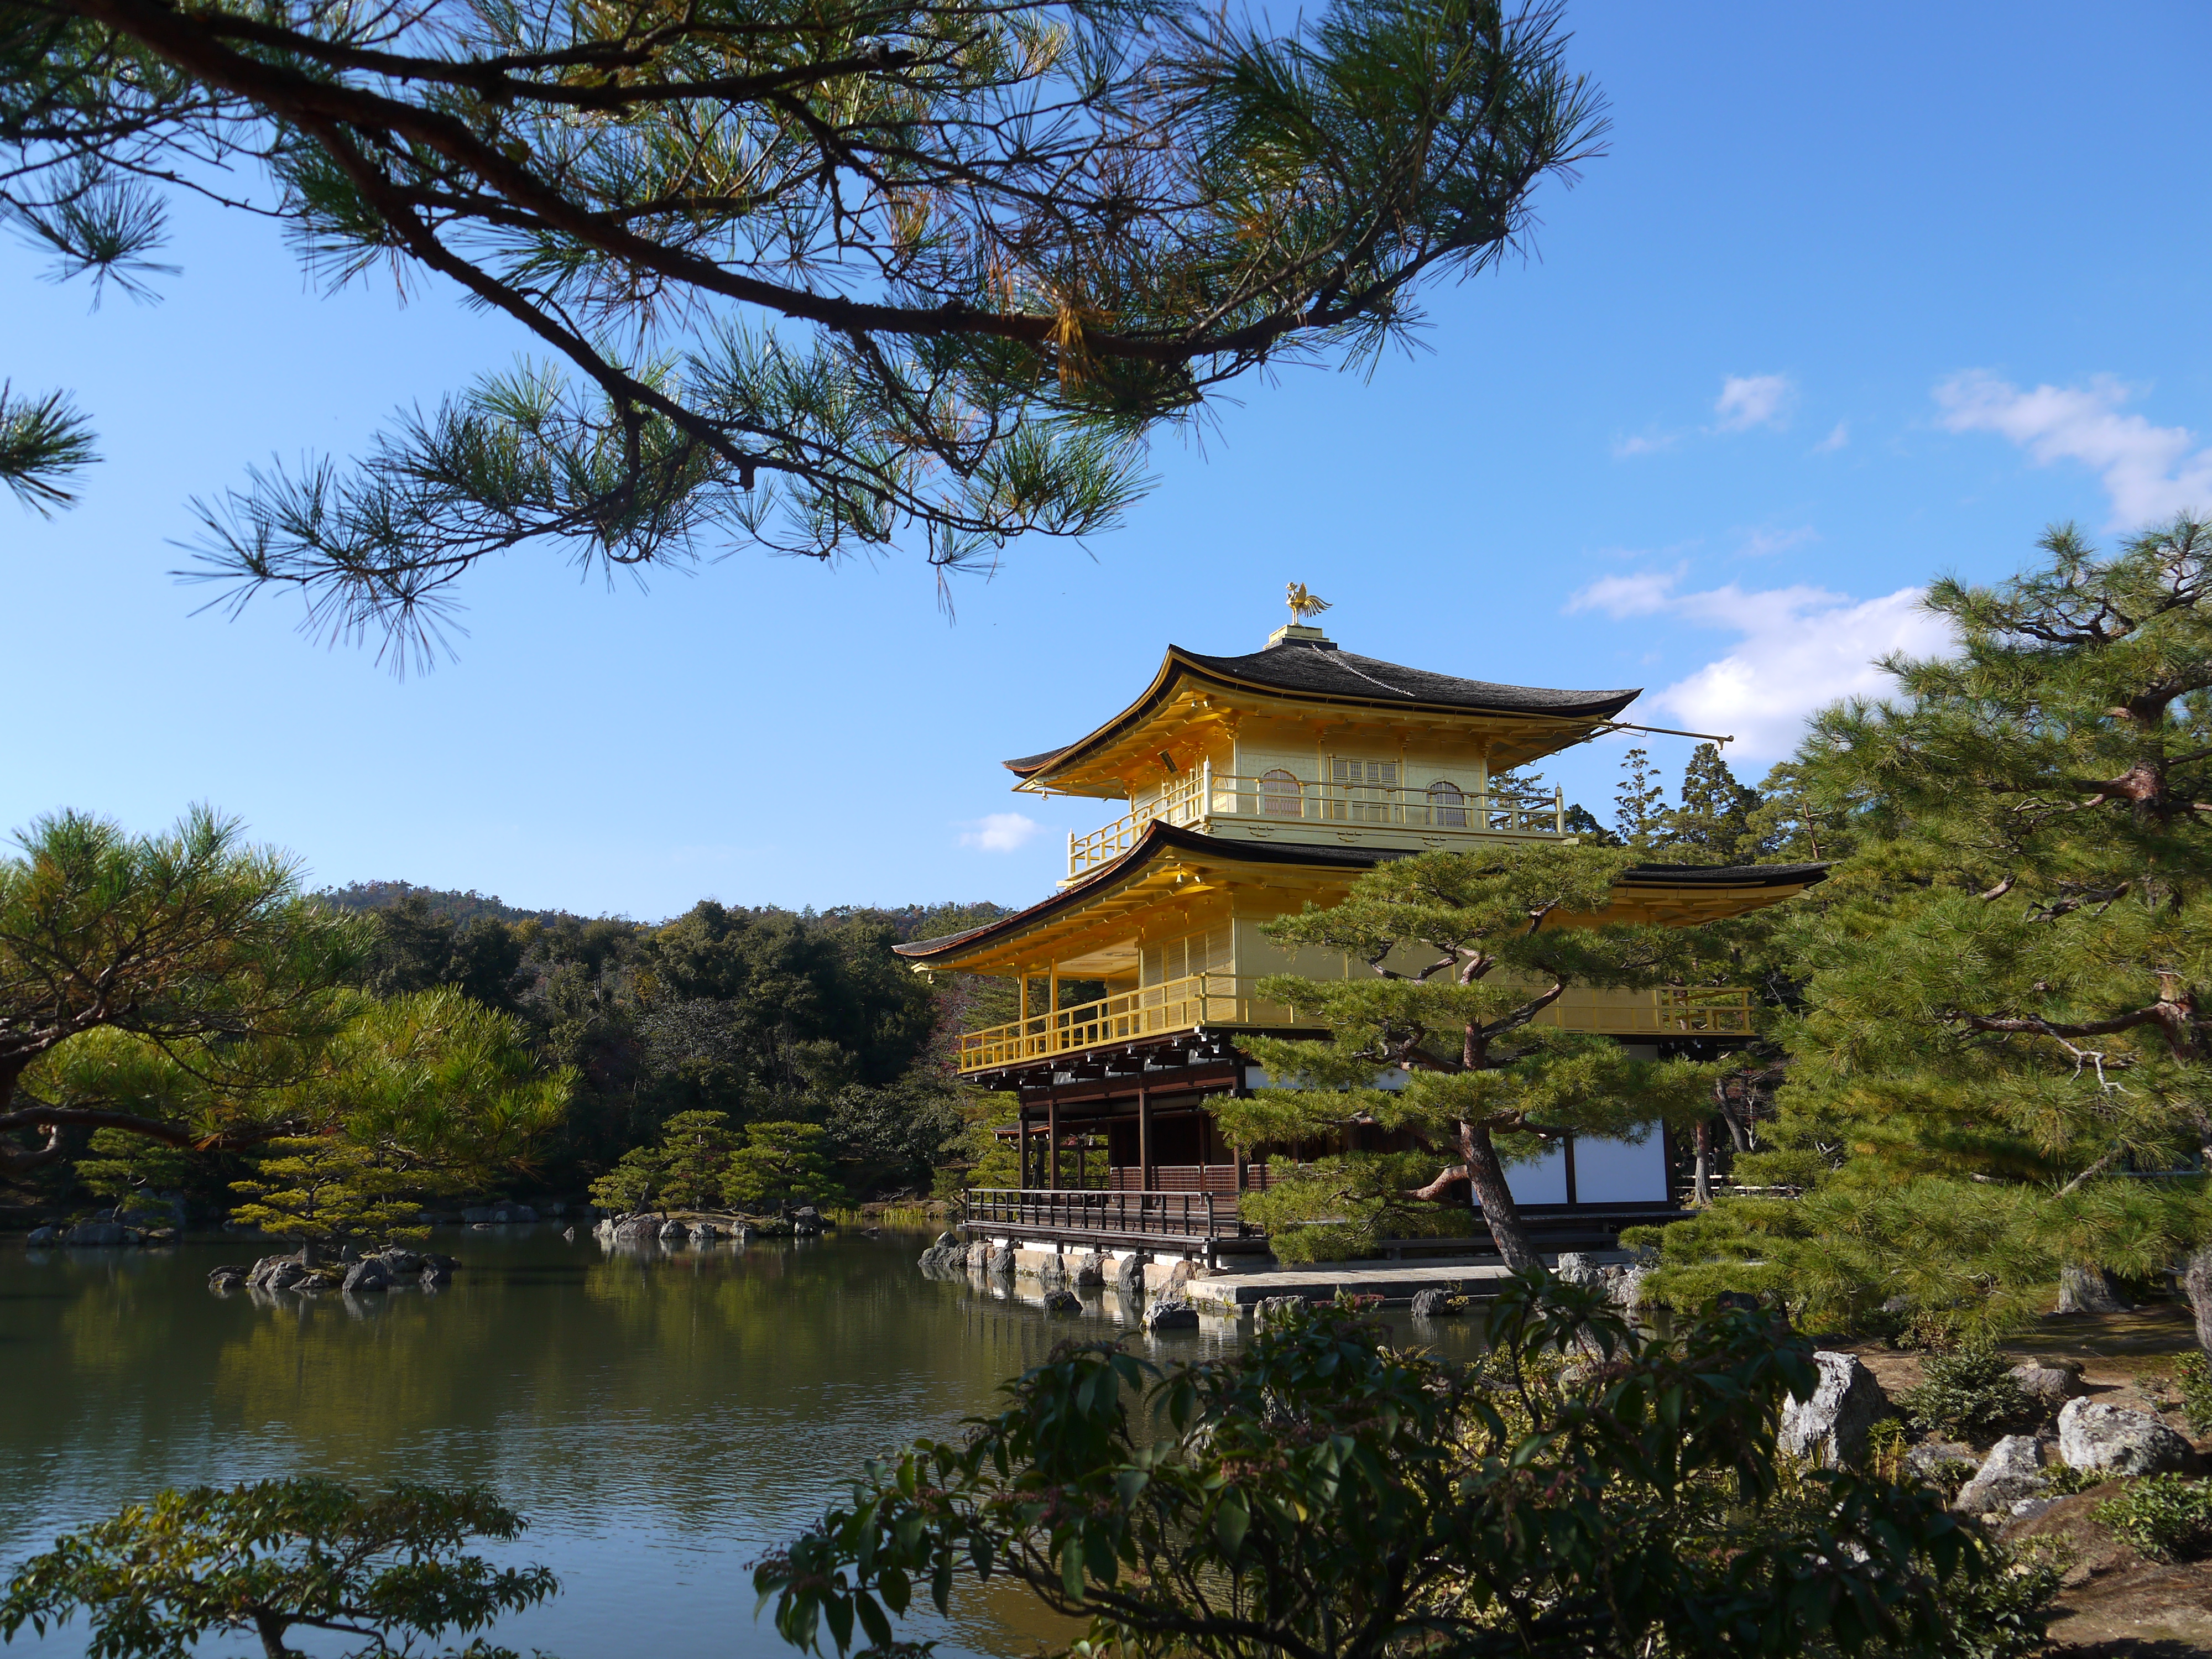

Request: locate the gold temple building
(898, 614), (1824, 1258)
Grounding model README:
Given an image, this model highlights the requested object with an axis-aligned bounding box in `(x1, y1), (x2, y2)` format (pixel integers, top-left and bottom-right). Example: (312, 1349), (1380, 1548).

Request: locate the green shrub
(2093, 1475), (2212, 1561)
(2173, 1350), (2212, 1437)
(1902, 1345), (2036, 1441)
(2042, 1464), (2112, 1497)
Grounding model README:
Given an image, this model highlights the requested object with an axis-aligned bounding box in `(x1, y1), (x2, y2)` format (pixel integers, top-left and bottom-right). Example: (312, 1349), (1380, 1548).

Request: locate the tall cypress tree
(1666, 743), (1760, 864)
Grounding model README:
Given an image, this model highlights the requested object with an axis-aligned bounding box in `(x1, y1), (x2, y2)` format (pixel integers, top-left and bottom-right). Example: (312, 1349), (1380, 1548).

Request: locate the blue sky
(8, 2), (2211, 919)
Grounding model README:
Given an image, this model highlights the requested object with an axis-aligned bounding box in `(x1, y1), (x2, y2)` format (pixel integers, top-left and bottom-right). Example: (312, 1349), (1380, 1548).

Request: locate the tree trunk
(2056, 1262), (2130, 1314)
(1692, 1119), (1714, 1206)
(2184, 1249), (2212, 1352)
(1460, 1121), (1541, 1272)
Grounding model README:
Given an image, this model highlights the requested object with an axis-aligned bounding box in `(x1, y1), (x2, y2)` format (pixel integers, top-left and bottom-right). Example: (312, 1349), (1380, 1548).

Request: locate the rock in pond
(1144, 1298), (1199, 1333)
(934, 1231), (959, 1249)
(1113, 1254), (1145, 1297)
(690, 1223), (720, 1243)
(2057, 1398), (2202, 1477)
(1410, 1288), (1467, 1318)
(342, 1258), (392, 1294)
(987, 1244), (1016, 1277)
(1071, 1252), (1108, 1288)
(657, 1220), (688, 1241)
(379, 1249), (426, 1276)
(25, 1226), (58, 1246)
(265, 1260), (309, 1292)
(1955, 1436), (2047, 1515)
(611, 1217), (660, 1245)
(207, 1265), (250, 1291)
(1777, 1352), (1888, 1466)
(1042, 1288), (1083, 1314)
(63, 1221), (133, 1247)
(1255, 1295), (1309, 1327)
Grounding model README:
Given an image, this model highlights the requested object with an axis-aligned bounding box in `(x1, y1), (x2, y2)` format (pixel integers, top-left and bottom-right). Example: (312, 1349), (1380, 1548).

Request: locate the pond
(0, 1228), (1486, 1659)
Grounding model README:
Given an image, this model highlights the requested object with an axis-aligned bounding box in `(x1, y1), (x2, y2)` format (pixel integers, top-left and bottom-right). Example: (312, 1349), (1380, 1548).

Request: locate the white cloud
(1611, 430), (1679, 459)
(1936, 371), (2212, 528)
(1814, 421), (1849, 453)
(959, 812), (1043, 853)
(1713, 374), (1796, 432)
(1564, 573), (1953, 759)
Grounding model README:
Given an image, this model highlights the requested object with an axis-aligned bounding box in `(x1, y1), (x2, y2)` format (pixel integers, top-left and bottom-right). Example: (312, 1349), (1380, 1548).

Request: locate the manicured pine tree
(1218, 843), (1730, 1269)
(229, 1137), (432, 1260)
(1640, 518), (2212, 1343)
(723, 1122), (844, 1214)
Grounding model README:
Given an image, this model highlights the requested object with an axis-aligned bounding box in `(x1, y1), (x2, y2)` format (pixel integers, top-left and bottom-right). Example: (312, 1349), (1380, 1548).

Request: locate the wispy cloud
(1814, 421), (1849, 453)
(1936, 371), (2212, 528)
(1611, 430), (1679, 459)
(1567, 571), (1951, 758)
(1713, 374), (1796, 432)
(1738, 524), (1818, 558)
(959, 812), (1043, 853)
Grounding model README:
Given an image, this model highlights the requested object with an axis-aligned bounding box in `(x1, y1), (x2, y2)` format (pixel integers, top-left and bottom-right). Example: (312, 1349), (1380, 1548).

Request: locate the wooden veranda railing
(964, 1187), (1250, 1245)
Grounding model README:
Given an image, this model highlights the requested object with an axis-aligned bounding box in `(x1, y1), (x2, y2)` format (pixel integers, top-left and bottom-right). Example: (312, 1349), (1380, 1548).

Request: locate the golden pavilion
(897, 611), (1824, 1254)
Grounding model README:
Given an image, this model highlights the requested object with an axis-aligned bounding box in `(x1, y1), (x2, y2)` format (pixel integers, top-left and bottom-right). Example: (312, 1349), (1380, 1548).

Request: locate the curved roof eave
(1001, 645), (1642, 782)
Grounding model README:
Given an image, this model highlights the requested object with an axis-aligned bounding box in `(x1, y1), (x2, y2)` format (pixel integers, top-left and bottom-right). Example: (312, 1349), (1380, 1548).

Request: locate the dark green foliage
(1562, 802), (1621, 846)
(0, 382), (98, 514)
(1901, 1347), (2036, 1442)
(1640, 519), (2212, 1337)
(1667, 743), (1761, 864)
(357, 894), (528, 1012)
(74, 1128), (192, 1218)
(2172, 1350), (2212, 1436)
(0, 1477), (556, 1659)
(756, 1274), (2040, 1659)
(723, 1121), (843, 1212)
(2093, 1475), (2212, 1562)
(1614, 745), (1670, 848)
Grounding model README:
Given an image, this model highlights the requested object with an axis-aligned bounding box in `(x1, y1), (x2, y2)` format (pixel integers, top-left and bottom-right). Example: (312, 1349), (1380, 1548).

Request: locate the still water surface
(0, 1230), (1481, 1659)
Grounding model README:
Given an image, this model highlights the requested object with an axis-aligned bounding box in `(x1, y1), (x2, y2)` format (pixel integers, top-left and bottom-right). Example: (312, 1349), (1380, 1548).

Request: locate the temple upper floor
(1001, 622), (1646, 880)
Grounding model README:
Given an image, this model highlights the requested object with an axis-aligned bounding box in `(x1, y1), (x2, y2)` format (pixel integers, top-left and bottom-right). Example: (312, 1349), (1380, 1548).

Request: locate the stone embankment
(592, 1205), (829, 1247)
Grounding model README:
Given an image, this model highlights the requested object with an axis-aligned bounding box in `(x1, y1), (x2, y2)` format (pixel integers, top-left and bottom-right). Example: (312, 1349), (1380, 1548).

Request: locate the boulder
(420, 1259), (454, 1288)
(1113, 1254), (1146, 1297)
(612, 1217), (661, 1245)
(341, 1258), (392, 1294)
(1410, 1288), (1467, 1318)
(505, 1204), (539, 1224)
(1777, 1351), (1888, 1466)
(247, 1254), (297, 1288)
(25, 1225), (57, 1245)
(207, 1265), (249, 1291)
(1144, 1297), (1200, 1333)
(1071, 1253), (1108, 1288)
(1599, 1264), (1652, 1319)
(1552, 1253), (1601, 1287)
(1255, 1294), (1309, 1327)
(690, 1223), (720, 1242)
(1955, 1435), (2047, 1515)
(562, 1226), (576, 1241)
(2056, 1397), (2202, 1477)
(379, 1250), (426, 1276)
(2056, 1264), (2131, 1314)
(1043, 1288), (1083, 1314)
(791, 1206), (825, 1237)
(461, 1207), (492, 1224)
(64, 1221), (133, 1247)
(1905, 1439), (1979, 1485)
(987, 1244), (1017, 1277)
(935, 1231), (960, 1249)
(657, 1220), (688, 1241)
(966, 1240), (993, 1271)
(917, 1244), (959, 1273)
(2007, 1363), (2085, 1412)
(265, 1260), (309, 1292)
(1034, 1256), (1070, 1290)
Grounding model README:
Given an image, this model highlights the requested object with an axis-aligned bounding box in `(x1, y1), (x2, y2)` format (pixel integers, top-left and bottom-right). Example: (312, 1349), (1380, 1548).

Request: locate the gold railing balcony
(1065, 760), (1567, 878)
(954, 975), (1756, 1072)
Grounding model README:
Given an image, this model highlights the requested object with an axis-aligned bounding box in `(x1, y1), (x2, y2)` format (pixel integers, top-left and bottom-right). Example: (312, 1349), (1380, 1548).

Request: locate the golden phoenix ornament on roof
(1286, 583), (1332, 624)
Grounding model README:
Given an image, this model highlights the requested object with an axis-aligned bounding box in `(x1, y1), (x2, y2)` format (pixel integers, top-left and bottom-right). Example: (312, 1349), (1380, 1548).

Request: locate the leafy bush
(2173, 1350), (2212, 1437)
(758, 1272), (2046, 1659)
(1902, 1345), (2037, 1441)
(2042, 1464), (2112, 1497)
(2093, 1475), (2212, 1562)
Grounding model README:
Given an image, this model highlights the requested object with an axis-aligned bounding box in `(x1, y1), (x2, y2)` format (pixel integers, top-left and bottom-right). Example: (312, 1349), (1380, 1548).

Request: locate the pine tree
(1613, 748), (1670, 849)
(1219, 843), (1730, 1268)
(723, 1121), (844, 1214)
(229, 1136), (433, 1259)
(655, 1110), (743, 1209)
(1666, 743), (1760, 864)
(1639, 518), (2212, 1344)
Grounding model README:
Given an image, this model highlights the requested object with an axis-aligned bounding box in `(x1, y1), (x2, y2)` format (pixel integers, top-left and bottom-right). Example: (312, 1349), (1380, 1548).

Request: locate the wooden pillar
(1018, 1108), (1030, 1190)
(1138, 1087), (1152, 1193)
(1046, 1097), (1060, 1190)
(1077, 1133), (1087, 1189)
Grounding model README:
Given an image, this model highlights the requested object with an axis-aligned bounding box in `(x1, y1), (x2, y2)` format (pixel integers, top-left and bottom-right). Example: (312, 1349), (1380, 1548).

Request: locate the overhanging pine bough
(1, 0), (1605, 663)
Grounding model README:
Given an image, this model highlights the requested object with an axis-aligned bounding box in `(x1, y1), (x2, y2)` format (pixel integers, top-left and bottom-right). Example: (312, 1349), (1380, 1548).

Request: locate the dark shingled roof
(1180, 640), (1640, 719)
(1003, 639), (1640, 778)
(893, 821), (1827, 962)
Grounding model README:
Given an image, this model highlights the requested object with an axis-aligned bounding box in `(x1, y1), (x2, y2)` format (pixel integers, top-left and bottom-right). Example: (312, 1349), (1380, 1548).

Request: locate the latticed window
(1330, 758), (1397, 821)
(1259, 769), (1304, 817)
(1427, 780), (1468, 828)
